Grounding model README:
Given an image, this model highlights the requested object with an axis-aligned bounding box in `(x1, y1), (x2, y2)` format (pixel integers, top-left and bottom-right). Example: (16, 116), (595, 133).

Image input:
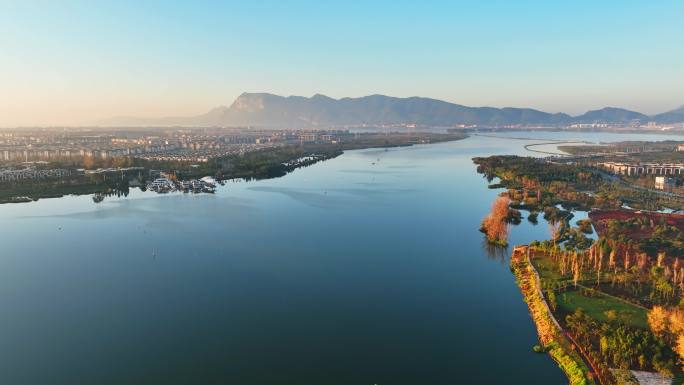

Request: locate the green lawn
(531, 253), (571, 283)
(557, 290), (648, 330)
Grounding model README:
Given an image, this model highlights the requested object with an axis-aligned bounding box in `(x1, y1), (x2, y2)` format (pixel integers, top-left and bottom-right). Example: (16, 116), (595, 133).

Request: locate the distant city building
(655, 176), (676, 190)
(0, 168), (73, 182)
(569, 123), (609, 129)
(598, 161), (684, 176)
(298, 134), (317, 143)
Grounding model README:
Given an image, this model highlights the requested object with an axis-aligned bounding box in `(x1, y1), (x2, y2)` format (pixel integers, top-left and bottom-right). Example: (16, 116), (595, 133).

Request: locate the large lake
(2, 131), (684, 385)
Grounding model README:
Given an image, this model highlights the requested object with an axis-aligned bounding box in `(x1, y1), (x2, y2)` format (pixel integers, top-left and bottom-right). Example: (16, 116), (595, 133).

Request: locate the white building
(598, 161), (684, 176)
(655, 176), (676, 190)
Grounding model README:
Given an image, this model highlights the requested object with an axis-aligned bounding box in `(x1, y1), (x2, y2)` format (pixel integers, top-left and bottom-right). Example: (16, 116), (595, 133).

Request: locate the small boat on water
(200, 176), (217, 188)
(145, 176), (217, 195)
(147, 177), (176, 192)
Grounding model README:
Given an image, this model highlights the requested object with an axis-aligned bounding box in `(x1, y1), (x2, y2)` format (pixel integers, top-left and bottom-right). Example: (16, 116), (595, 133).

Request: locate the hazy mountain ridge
(572, 107), (649, 124)
(652, 105), (684, 124)
(95, 93), (684, 127)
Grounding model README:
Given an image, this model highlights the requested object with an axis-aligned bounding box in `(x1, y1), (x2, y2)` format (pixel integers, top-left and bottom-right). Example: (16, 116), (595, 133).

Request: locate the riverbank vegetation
(479, 192), (527, 246)
(476, 151), (684, 383)
(0, 132), (466, 204)
(589, 210), (684, 258)
(525, 242), (682, 383)
(480, 195), (511, 246)
(473, 155), (684, 212)
(510, 246), (597, 385)
(484, 177), (683, 381)
(0, 170), (137, 204)
(558, 141), (684, 157)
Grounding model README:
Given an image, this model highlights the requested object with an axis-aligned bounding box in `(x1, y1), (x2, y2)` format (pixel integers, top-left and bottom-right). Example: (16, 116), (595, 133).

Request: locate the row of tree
(532, 234), (684, 307)
(648, 306), (684, 370)
(567, 308), (676, 375)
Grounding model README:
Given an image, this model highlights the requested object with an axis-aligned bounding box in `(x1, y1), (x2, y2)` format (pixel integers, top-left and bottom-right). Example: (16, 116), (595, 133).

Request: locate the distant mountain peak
(651, 104), (684, 124)
(92, 93), (684, 127)
(573, 107), (647, 123)
(670, 105), (684, 114)
(230, 93), (269, 112)
(311, 93), (334, 100)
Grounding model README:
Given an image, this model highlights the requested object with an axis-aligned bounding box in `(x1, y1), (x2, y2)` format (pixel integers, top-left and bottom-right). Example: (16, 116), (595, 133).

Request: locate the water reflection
(483, 240), (510, 264)
(0, 132), (678, 385)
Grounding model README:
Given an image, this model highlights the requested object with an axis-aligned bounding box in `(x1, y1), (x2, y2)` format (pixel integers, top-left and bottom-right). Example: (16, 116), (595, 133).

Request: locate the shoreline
(523, 141), (590, 156)
(0, 134), (467, 205)
(510, 245), (598, 385)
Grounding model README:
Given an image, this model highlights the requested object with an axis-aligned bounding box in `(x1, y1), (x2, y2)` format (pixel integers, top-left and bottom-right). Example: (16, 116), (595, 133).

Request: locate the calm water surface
(2, 132), (682, 385)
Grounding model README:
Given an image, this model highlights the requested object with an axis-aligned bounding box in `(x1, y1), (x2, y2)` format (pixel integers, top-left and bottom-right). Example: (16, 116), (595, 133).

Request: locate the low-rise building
(655, 176), (677, 190)
(0, 168), (73, 182)
(598, 161), (684, 176)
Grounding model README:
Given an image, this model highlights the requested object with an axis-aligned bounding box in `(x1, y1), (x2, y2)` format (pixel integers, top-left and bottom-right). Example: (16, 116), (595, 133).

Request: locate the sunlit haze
(4, 3), (684, 384)
(1, 0), (683, 126)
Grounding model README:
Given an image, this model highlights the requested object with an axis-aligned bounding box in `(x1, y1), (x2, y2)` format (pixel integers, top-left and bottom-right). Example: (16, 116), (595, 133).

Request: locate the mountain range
(95, 93), (684, 128)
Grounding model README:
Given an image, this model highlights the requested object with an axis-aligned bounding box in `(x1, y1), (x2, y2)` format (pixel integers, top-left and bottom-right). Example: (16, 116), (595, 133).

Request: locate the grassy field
(532, 252), (623, 293)
(557, 289), (648, 330)
(532, 253), (571, 283)
(531, 252), (648, 330)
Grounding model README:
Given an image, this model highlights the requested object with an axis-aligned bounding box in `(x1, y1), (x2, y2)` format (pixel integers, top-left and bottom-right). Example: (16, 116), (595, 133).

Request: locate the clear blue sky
(1, 0), (683, 126)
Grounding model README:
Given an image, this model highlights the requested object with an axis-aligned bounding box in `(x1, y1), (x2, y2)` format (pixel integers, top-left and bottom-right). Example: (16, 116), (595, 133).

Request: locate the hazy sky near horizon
(1, 0), (683, 126)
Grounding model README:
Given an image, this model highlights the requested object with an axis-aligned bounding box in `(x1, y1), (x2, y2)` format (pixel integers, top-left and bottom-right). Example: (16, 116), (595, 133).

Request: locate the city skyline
(2, 0), (684, 126)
